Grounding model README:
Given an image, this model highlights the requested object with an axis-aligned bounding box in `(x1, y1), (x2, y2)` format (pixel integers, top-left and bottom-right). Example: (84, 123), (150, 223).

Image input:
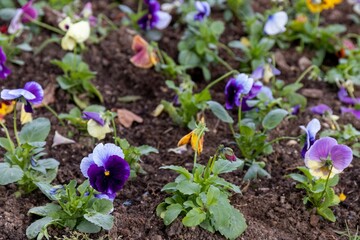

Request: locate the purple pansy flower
(1, 81), (43, 112)
(138, 0), (172, 30)
(310, 104), (332, 115)
(225, 73), (254, 110)
(341, 106), (360, 119)
(82, 111), (105, 126)
(8, 0), (38, 34)
(241, 81), (263, 111)
(80, 143), (130, 201)
(305, 137), (353, 179)
(338, 87), (360, 105)
(194, 1), (211, 21)
(300, 118), (321, 158)
(291, 104), (300, 115)
(0, 47), (11, 80)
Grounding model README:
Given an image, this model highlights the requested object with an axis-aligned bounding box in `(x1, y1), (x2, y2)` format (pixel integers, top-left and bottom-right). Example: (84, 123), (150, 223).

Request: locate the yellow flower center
(104, 170), (110, 176)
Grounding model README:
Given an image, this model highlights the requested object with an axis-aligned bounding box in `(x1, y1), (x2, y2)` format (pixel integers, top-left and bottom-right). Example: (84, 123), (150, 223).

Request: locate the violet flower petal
(310, 104), (332, 115)
(0, 63), (11, 80)
(92, 143), (124, 167)
(1, 88), (35, 101)
(0, 47), (6, 63)
(24, 81), (44, 104)
(338, 87), (360, 105)
(194, 1), (211, 21)
(330, 144), (353, 171)
(21, 0), (38, 23)
(80, 154), (95, 178)
(341, 106), (360, 119)
(103, 155), (130, 193)
(251, 66), (264, 80)
(8, 9), (24, 34)
(305, 137), (338, 165)
(82, 111), (105, 126)
(300, 118), (321, 158)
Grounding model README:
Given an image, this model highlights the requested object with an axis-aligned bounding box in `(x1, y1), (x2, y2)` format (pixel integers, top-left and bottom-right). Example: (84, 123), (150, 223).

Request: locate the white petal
(61, 34), (76, 51)
(87, 119), (112, 141)
(92, 142), (124, 167)
(52, 131), (76, 147)
(80, 153), (94, 178)
(67, 21), (91, 43)
(58, 17), (72, 31)
(264, 11), (288, 35)
(154, 11), (172, 30)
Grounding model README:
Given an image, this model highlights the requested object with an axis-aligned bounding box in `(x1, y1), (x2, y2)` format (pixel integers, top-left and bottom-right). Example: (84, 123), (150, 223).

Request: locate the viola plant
(157, 120), (247, 239)
(288, 136), (353, 222)
(0, 82), (59, 194)
(27, 143), (130, 239)
(51, 52), (103, 108)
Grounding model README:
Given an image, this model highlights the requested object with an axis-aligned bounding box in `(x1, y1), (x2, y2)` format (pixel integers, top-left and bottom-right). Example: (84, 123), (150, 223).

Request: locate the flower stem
(0, 121), (15, 153)
(137, 0), (143, 13)
(30, 19), (65, 35)
(13, 104), (21, 146)
(238, 96), (243, 134)
(229, 123), (236, 138)
(204, 69), (238, 91)
(215, 55), (234, 72)
(314, 12), (320, 30)
(44, 104), (65, 127)
(317, 166), (333, 207)
(295, 65), (316, 83)
(112, 118), (118, 139)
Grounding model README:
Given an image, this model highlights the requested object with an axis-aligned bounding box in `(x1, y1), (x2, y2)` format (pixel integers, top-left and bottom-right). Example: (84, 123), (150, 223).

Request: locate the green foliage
(0, 118), (59, 194)
(27, 180), (114, 239)
(59, 105), (106, 130)
(157, 147), (246, 239)
(178, 19), (225, 80)
(51, 53), (103, 108)
(114, 137), (158, 178)
(288, 167), (340, 222)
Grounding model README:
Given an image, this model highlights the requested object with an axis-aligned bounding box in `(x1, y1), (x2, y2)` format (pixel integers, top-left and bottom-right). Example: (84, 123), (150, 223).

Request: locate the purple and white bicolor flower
(241, 81), (264, 111)
(138, 0), (172, 30)
(300, 118), (321, 158)
(82, 111), (105, 126)
(194, 1), (211, 21)
(225, 73), (254, 110)
(0, 81), (43, 112)
(338, 87), (360, 105)
(264, 11), (288, 35)
(8, 0), (38, 34)
(80, 143), (130, 201)
(310, 104), (332, 115)
(251, 62), (281, 82)
(0, 47), (11, 80)
(305, 137), (353, 179)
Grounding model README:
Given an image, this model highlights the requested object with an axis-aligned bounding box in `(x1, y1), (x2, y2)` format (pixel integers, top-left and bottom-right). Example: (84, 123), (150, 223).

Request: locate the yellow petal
(178, 131), (192, 147)
(190, 132), (203, 154)
(20, 105), (32, 125)
(67, 21), (90, 43)
(61, 34), (76, 51)
(87, 119), (112, 140)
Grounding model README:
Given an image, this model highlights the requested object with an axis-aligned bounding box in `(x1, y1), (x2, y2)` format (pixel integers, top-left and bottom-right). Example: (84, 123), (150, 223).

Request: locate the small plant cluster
(0, 0), (359, 239)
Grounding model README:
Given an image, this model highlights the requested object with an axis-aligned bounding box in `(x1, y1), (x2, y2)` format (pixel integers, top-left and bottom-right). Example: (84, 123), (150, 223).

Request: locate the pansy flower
(138, 0), (172, 30)
(341, 107), (360, 119)
(264, 11), (288, 35)
(306, 0), (342, 13)
(241, 81), (264, 111)
(1, 81), (43, 113)
(130, 35), (158, 68)
(251, 61), (281, 83)
(300, 118), (321, 158)
(338, 87), (360, 105)
(225, 73), (254, 110)
(0, 47), (11, 80)
(8, 0), (38, 34)
(82, 111), (112, 140)
(80, 143), (130, 201)
(178, 117), (206, 154)
(305, 137), (352, 179)
(58, 17), (90, 51)
(194, 1), (211, 21)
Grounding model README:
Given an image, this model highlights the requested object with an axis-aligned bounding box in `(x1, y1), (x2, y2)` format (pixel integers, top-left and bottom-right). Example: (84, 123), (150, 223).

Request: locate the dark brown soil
(0, 1), (359, 240)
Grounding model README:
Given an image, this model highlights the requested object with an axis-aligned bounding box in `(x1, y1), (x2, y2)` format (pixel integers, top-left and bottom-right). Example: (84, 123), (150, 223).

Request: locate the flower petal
(24, 81), (44, 104)
(305, 137), (338, 166)
(310, 104), (332, 115)
(80, 154), (95, 178)
(338, 87), (360, 105)
(341, 107), (360, 119)
(92, 143), (124, 167)
(154, 11), (172, 29)
(8, 9), (24, 34)
(104, 155), (130, 193)
(264, 11), (288, 35)
(1, 89), (35, 101)
(87, 119), (112, 140)
(67, 21), (90, 43)
(82, 111), (105, 126)
(330, 144), (353, 171)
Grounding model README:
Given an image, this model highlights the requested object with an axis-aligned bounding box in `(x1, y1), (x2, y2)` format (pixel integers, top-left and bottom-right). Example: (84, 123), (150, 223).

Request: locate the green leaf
(178, 50), (200, 67)
(210, 21), (225, 35)
(0, 8), (16, 20)
(19, 118), (51, 144)
(84, 212), (114, 230)
(28, 203), (61, 217)
(137, 145), (158, 155)
(16, 43), (32, 52)
(93, 199), (114, 214)
(213, 159), (243, 175)
(206, 185), (220, 206)
(76, 219), (102, 233)
(177, 181), (201, 195)
(207, 101), (234, 123)
(317, 207), (336, 222)
(156, 202), (168, 217)
(262, 109), (288, 130)
(182, 208), (206, 227)
(160, 165), (192, 179)
(0, 137), (15, 152)
(0, 163), (23, 185)
(163, 203), (183, 225)
(243, 162), (270, 181)
(26, 217), (53, 239)
(288, 173), (307, 184)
